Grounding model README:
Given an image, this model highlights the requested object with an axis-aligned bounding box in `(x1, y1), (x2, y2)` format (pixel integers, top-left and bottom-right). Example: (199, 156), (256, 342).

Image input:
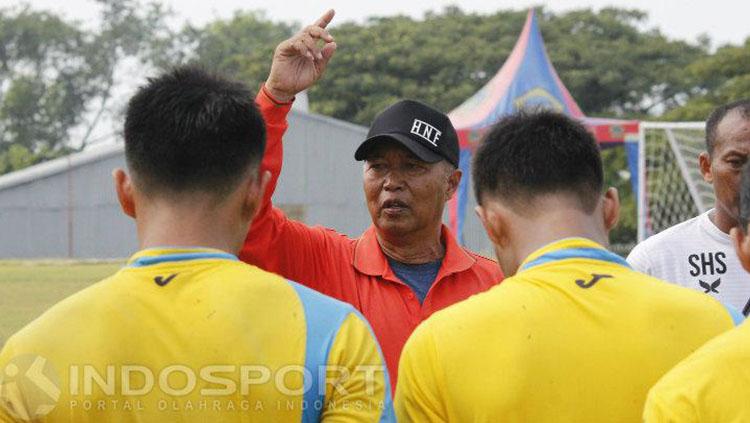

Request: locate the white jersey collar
(699, 209), (732, 246)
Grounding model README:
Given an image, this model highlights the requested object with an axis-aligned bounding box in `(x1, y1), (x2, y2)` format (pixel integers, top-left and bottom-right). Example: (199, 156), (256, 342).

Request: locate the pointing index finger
(313, 9), (335, 29)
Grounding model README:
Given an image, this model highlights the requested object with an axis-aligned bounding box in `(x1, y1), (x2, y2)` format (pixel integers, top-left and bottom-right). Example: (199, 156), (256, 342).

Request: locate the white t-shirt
(627, 210), (750, 315)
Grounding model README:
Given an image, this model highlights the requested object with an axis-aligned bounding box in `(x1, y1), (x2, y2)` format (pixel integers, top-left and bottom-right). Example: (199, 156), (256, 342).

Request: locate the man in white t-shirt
(628, 100), (750, 314)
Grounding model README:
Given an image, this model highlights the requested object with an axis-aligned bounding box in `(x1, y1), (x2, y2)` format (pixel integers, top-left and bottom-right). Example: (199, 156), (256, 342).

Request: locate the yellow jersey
(644, 319), (750, 422)
(395, 238), (738, 423)
(0, 247), (394, 422)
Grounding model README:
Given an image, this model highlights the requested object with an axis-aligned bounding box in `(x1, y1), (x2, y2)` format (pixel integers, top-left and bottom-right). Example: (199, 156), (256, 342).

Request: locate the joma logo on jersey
(688, 252), (727, 277)
(410, 119), (441, 147)
(575, 273), (613, 289)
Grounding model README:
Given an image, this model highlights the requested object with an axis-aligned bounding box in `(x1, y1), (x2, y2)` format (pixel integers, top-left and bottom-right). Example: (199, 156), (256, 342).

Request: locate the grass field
(0, 261), (122, 346)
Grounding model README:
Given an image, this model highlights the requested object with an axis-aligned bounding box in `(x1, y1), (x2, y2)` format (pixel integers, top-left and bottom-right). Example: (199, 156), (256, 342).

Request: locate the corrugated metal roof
(0, 142), (123, 192)
(0, 110), (367, 192)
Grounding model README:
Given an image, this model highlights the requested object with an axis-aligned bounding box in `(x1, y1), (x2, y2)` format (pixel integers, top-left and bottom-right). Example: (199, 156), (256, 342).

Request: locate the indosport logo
(0, 355), (61, 421)
(0, 359), (387, 416)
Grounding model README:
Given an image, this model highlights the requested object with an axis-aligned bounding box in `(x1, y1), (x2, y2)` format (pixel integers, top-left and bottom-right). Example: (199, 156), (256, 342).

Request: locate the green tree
(162, 11), (296, 90)
(543, 8), (706, 117)
(0, 7), (87, 158)
(182, 6), (708, 125)
(295, 6), (706, 126)
(664, 38), (750, 121)
(0, 144), (34, 174)
(0, 0), (171, 174)
(310, 7), (529, 125)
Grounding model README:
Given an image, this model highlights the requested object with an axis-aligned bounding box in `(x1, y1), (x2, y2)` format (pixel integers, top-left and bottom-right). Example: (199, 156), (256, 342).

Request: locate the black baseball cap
(354, 99), (459, 167)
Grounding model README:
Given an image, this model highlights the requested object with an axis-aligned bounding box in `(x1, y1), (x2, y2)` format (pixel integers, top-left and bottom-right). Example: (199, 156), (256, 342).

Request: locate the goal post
(637, 122), (714, 242)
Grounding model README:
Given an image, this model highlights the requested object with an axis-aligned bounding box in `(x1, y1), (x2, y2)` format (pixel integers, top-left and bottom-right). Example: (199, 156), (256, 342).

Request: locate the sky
(4, 0), (749, 48)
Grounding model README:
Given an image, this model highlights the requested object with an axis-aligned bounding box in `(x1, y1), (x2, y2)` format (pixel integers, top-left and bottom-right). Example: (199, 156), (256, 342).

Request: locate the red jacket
(240, 89), (504, 388)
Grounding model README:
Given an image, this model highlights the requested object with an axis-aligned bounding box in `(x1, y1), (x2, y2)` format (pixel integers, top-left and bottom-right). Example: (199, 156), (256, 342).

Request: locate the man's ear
(731, 225), (750, 273)
(602, 187), (620, 232)
(113, 168), (136, 218)
(475, 203), (506, 247)
(699, 151), (713, 183)
(445, 167), (462, 201)
(244, 169), (272, 222)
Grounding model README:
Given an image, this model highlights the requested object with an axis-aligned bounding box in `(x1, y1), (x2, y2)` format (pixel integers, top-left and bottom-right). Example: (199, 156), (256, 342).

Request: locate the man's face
(705, 111), (750, 224)
(363, 141), (458, 238)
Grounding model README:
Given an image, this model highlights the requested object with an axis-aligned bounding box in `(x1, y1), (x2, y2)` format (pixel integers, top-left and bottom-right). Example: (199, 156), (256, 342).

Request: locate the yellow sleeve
(321, 312), (395, 422)
(395, 323), (447, 423)
(643, 380), (699, 423)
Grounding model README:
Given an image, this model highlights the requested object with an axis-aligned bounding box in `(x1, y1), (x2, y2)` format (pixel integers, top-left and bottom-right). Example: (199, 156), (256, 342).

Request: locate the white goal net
(637, 122), (714, 242)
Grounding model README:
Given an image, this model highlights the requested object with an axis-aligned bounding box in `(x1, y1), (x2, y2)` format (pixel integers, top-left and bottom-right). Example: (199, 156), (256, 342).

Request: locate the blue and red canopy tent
(447, 9), (640, 242)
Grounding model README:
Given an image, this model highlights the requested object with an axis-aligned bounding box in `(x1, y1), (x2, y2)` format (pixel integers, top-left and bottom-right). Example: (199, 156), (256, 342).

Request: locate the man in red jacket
(241, 10), (503, 388)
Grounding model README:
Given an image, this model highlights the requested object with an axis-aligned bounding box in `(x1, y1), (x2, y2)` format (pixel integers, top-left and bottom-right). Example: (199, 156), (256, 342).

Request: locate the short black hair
(705, 99), (750, 154)
(124, 66), (265, 197)
(473, 110), (603, 213)
(739, 163), (750, 232)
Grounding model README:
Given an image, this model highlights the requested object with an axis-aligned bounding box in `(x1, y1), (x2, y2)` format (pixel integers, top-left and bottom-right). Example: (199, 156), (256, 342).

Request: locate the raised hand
(264, 9), (337, 102)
